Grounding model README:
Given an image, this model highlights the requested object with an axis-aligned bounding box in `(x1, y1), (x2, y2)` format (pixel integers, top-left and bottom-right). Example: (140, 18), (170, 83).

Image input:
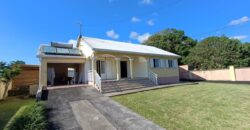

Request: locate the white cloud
(228, 16), (250, 26)
(130, 31), (139, 39)
(131, 16), (141, 22)
(140, 0), (153, 5)
(106, 29), (119, 39)
(68, 39), (77, 47)
(230, 35), (247, 40)
(130, 32), (151, 43)
(147, 19), (154, 26)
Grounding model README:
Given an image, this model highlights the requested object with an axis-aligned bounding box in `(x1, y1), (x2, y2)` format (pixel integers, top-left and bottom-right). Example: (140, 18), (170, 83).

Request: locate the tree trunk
(2, 82), (10, 100)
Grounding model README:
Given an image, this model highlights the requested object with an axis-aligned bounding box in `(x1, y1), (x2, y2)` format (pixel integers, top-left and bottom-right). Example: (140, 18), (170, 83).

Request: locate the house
(37, 36), (180, 93)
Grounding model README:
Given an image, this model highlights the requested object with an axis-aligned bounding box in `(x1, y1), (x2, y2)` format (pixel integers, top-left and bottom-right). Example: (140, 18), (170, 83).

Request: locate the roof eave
(93, 48), (180, 58)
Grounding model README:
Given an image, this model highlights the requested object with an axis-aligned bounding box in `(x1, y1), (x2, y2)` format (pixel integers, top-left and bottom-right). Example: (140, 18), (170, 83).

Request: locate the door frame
(120, 61), (128, 78)
(96, 60), (106, 79)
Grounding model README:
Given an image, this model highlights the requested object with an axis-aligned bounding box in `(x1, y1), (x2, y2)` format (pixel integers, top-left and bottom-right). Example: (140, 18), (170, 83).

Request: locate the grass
(113, 83), (250, 130)
(0, 97), (35, 130)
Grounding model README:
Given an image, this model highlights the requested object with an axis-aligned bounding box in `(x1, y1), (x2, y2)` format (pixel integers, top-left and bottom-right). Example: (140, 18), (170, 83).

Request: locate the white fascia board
(92, 48), (181, 58)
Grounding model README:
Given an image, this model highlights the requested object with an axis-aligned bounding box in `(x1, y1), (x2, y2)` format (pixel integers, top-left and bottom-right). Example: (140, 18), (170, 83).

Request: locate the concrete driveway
(46, 86), (164, 130)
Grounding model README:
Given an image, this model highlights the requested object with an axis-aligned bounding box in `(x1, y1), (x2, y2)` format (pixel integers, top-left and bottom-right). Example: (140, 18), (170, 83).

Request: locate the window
(168, 60), (173, 68)
(96, 60), (105, 75)
(151, 58), (177, 68)
(168, 60), (177, 68)
(100, 61), (105, 74)
(153, 59), (160, 68)
(68, 68), (75, 77)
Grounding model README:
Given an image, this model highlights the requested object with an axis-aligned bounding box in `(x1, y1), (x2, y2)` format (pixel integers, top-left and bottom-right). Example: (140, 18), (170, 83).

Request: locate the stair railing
(88, 70), (102, 92)
(148, 71), (158, 85)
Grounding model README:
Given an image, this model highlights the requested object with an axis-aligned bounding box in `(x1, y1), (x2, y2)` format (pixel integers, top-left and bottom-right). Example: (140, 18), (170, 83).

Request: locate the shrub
(4, 102), (47, 130)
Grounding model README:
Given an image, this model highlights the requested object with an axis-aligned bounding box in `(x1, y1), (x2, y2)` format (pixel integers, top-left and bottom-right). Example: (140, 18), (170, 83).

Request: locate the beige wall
(179, 65), (250, 82)
(190, 69), (230, 81)
(133, 57), (148, 77)
(235, 67), (250, 81)
(150, 68), (179, 77)
(95, 52), (179, 79)
(0, 81), (12, 100)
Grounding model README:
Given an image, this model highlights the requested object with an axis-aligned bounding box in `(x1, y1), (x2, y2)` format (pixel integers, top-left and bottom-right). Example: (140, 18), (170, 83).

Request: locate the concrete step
(101, 78), (156, 94)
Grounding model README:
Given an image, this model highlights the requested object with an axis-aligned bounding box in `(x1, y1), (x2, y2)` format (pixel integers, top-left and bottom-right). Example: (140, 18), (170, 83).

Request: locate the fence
(12, 65), (39, 89)
(0, 65), (39, 100)
(179, 65), (250, 82)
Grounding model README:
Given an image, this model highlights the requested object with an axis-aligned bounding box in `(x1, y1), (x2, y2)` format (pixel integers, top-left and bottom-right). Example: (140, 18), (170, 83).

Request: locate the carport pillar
(129, 58), (134, 79)
(115, 58), (121, 80)
(91, 56), (96, 84)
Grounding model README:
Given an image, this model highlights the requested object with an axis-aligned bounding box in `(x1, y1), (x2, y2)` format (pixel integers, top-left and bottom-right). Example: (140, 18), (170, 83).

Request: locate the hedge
(4, 102), (47, 130)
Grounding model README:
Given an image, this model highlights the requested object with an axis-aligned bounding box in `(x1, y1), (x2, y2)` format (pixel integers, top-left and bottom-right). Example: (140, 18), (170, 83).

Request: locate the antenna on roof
(76, 22), (83, 48)
(78, 22), (82, 36)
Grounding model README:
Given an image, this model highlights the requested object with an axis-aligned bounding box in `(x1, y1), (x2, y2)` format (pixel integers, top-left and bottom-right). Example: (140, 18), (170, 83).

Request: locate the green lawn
(0, 97), (35, 129)
(113, 83), (250, 130)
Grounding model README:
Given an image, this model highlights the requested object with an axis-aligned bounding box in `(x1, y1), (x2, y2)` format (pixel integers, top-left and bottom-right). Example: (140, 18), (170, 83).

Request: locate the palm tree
(0, 61), (22, 100)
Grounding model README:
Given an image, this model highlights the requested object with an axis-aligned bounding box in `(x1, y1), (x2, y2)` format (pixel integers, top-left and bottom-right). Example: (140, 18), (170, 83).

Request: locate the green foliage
(144, 28), (250, 70)
(0, 61), (23, 99)
(4, 102), (47, 130)
(0, 60), (24, 82)
(143, 28), (197, 64)
(185, 36), (245, 70)
(0, 97), (35, 129)
(10, 60), (25, 66)
(238, 43), (250, 67)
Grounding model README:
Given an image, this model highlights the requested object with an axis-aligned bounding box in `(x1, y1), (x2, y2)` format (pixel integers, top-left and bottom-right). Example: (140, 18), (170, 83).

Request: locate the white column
(115, 58), (120, 80)
(129, 58), (134, 79)
(91, 56), (96, 83)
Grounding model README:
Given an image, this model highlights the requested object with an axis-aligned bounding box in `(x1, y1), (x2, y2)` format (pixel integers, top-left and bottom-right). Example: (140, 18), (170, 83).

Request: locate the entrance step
(101, 78), (156, 94)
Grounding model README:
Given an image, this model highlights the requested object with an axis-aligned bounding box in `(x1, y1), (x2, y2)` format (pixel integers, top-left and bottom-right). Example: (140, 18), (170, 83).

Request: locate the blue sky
(0, 0), (250, 64)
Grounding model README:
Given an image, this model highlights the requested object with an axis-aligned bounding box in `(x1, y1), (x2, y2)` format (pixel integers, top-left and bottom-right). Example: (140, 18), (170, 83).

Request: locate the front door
(96, 60), (106, 78)
(120, 61), (127, 78)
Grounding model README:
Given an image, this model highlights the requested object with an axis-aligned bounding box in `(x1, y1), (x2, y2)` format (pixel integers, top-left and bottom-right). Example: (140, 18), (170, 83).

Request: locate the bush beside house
(3, 102), (47, 130)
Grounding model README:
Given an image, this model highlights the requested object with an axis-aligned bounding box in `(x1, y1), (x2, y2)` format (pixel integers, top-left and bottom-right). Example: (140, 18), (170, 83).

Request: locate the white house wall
(133, 57), (148, 78)
(79, 44), (94, 58)
(84, 59), (91, 83)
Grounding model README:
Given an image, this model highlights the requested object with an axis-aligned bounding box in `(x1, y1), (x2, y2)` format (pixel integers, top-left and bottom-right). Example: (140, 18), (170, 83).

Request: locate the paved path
(46, 86), (164, 130)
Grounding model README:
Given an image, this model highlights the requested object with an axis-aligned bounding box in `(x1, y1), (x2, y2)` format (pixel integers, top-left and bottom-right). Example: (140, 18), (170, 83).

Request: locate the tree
(238, 43), (250, 67)
(0, 61), (23, 100)
(185, 36), (242, 70)
(9, 60), (25, 67)
(143, 28), (197, 64)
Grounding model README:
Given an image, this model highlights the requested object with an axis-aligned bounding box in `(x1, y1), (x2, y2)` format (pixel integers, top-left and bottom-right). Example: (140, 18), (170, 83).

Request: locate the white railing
(88, 70), (102, 92)
(148, 71), (158, 85)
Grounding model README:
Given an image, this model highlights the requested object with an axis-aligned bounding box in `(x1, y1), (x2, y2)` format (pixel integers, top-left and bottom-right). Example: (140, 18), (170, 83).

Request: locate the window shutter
(174, 59), (178, 68)
(160, 59), (165, 68)
(166, 60), (169, 68)
(150, 58), (154, 68)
